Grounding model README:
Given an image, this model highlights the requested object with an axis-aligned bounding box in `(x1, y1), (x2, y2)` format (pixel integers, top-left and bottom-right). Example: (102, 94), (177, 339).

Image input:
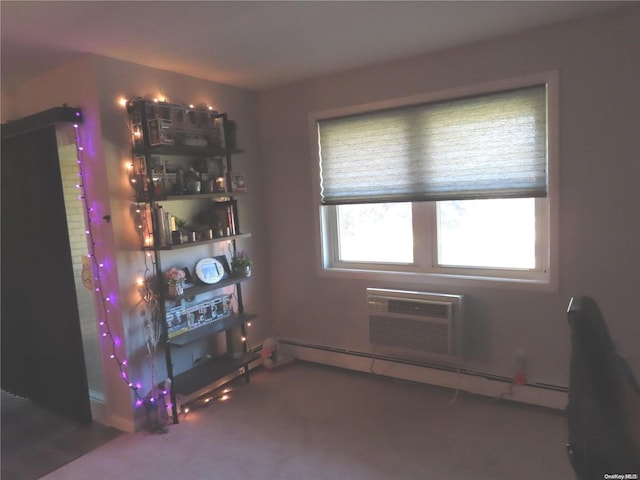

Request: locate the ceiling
(1, 1), (627, 92)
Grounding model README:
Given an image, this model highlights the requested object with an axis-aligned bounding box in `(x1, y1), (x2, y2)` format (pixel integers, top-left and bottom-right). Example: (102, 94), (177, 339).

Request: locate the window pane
(437, 199), (536, 269)
(337, 203), (413, 263)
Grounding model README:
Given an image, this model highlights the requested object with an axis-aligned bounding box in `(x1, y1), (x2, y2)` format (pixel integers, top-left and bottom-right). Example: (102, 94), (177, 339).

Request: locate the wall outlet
(513, 347), (527, 384)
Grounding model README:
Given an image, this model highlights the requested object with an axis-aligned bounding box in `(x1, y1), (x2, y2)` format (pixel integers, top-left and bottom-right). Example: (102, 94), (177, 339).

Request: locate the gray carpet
(39, 361), (574, 479)
(1, 390), (122, 480)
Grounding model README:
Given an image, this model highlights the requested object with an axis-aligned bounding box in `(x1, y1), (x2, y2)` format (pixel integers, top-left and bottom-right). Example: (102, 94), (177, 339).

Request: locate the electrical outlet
(513, 347), (527, 385)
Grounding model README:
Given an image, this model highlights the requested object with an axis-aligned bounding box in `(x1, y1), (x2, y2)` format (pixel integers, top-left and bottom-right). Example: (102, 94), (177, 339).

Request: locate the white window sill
(318, 265), (557, 293)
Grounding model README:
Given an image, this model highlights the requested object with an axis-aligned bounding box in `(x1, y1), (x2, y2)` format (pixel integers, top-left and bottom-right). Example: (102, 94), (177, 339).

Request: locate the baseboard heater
(279, 339), (569, 410)
(368, 288), (464, 365)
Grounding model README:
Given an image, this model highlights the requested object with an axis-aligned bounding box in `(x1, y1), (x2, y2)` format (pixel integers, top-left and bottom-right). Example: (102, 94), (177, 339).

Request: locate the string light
(122, 94), (218, 117)
(177, 385), (236, 414)
(122, 99), (175, 431)
(118, 95), (236, 425)
(72, 117), (147, 406)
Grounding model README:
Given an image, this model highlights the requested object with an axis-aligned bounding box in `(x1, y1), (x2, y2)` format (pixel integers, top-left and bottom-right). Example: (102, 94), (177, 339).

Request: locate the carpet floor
(36, 361), (573, 479)
(1, 390), (122, 480)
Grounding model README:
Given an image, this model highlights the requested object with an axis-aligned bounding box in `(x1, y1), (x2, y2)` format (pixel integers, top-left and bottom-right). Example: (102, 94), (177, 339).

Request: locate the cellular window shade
(318, 85), (547, 205)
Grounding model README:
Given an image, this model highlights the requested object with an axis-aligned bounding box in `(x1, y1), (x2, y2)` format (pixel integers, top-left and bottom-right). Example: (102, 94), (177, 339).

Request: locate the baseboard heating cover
(368, 288), (464, 365)
(279, 340), (568, 411)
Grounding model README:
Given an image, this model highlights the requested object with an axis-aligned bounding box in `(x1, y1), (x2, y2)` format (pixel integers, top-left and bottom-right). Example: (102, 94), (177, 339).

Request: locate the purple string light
(73, 122), (146, 404)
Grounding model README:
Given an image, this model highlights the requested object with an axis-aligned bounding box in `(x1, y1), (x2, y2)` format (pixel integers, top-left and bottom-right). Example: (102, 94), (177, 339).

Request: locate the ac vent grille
(369, 315), (450, 355)
(367, 288), (463, 362)
(388, 299), (450, 318)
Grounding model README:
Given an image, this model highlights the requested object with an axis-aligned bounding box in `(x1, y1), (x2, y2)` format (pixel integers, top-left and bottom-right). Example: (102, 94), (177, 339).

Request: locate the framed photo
(213, 255), (232, 277)
(194, 257), (226, 284)
(180, 267), (195, 287)
(230, 172), (247, 192)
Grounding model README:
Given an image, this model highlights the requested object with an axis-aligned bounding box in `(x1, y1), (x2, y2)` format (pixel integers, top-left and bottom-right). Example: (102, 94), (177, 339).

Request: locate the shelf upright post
(132, 99), (180, 424)
(127, 100), (253, 421)
(223, 127), (251, 382)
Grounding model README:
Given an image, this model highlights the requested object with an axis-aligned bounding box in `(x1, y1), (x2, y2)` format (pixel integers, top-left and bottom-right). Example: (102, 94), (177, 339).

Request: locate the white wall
(57, 127), (105, 404)
(1, 55), (136, 427)
(257, 6), (640, 388)
(2, 54), (270, 431)
(91, 57), (271, 429)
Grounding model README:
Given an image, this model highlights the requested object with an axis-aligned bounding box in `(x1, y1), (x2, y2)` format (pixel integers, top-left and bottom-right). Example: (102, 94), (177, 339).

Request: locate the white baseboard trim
(89, 396), (109, 425)
(282, 341), (568, 411)
(110, 414), (135, 433)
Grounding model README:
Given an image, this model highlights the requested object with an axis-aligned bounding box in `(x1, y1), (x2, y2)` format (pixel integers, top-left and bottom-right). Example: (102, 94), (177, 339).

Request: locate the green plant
(231, 250), (252, 268)
(174, 217), (188, 230)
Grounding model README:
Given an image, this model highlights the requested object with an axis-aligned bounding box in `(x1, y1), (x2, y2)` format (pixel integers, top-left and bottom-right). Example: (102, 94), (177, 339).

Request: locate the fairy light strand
(121, 96), (254, 419)
(72, 122), (145, 403)
(125, 105), (170, 417)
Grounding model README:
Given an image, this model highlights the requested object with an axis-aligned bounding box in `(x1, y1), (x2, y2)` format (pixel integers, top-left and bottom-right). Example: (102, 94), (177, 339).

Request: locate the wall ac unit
(367, 288), (463, 363)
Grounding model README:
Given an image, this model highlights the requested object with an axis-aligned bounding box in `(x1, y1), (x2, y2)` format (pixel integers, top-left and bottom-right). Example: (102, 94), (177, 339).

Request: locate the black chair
(566, 296), (640, 479)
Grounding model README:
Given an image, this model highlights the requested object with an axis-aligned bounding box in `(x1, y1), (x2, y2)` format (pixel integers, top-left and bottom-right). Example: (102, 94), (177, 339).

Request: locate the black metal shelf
(128, 100), (255, 424)
(166, 275), (251, 301)
(135, 191), (233, 203)
(133, 144), (244, 157)
(163, 192), (237, 201)
(172, 352), (260, 397)
(150, 232), (251, 251)
(168, 314), (257, 347)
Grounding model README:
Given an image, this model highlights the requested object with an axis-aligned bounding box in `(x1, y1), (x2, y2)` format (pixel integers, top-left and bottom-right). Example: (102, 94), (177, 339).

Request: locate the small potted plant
(231, 250), (252, 277)
(165, 267), (186, 297)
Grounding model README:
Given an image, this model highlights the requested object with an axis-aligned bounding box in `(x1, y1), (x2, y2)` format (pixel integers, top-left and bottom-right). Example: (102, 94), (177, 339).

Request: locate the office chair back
(566, 296), (640, 479)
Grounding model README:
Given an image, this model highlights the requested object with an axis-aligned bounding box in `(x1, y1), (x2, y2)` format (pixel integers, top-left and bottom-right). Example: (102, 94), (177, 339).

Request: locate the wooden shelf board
(153, 232), (251, 250)
(168, 313), (257, 346)
(163, 192), (235, 201)
(165, 275), (251, 300)
(133, 144), (244, 157)
(172, 352), (260, 397)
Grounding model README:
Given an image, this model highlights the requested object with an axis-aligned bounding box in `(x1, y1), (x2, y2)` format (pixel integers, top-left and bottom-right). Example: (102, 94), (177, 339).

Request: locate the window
(336, 202), (413, 263)
(315, 75), (557, 287)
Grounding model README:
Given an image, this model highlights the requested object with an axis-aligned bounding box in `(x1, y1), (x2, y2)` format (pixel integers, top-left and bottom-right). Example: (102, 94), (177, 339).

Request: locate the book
(154, 205), (166, 247)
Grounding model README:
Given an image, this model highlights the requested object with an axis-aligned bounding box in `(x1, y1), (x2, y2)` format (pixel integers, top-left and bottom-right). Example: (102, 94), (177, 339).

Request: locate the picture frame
(194, 257), (226, 284)
(180, 267), (195, 288)
(230, 172), (247, 192)
(213, 255), (232, 277)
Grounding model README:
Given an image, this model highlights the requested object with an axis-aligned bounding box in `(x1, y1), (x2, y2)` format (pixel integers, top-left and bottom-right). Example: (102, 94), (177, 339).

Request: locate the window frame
(310, 72), (559, 291)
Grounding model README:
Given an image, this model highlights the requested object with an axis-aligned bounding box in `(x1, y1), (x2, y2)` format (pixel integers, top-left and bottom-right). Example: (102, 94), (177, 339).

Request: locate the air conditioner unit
(367, 288), (463, 363)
